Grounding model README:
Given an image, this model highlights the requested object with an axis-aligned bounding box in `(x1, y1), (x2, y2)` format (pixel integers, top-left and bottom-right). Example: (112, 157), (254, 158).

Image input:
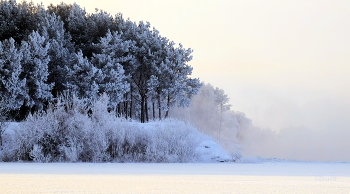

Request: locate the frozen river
(0, 162), (349, 193)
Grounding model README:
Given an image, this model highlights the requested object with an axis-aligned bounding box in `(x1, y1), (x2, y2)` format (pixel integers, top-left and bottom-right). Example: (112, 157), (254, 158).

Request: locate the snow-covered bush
(1, 94), (232, 163)
(13, 95), (91, 162)
(143, 120), (207, 162)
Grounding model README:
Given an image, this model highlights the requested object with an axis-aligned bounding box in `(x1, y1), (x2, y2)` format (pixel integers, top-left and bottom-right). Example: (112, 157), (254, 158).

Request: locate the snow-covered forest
(0, 0), (253, 163)
(0, 0), (201, 122)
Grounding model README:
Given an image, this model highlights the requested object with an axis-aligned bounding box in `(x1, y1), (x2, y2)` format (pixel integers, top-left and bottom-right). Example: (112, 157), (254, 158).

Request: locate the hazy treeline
(171, 83), (252, 155)
(0, 0), (201, 122)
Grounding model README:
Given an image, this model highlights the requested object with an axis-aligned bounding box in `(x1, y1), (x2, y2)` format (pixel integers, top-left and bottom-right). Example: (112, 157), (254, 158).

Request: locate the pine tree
(119, 21), (165, 122)
(20, 31), (52, 112)
(0, 0), (39, 43)
(154, 42), (202, 118)
(0, 37), (26, 110)
(86, 8), (117, 49)
(37, 12), (74, 97)
(66, 51), (101, 104)
(66, 3), (89, 54)
(93, 30), (131, 112)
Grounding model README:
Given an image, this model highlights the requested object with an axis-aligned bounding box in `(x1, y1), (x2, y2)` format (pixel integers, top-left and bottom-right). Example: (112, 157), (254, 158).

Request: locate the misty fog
(172, 83), (350, 162)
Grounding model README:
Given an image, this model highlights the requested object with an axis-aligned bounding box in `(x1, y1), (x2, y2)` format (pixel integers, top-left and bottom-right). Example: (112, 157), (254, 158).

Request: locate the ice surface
(0, 162), (349, 193)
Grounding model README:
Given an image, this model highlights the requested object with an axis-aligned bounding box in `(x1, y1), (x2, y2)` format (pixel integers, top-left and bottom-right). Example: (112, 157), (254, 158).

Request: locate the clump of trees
(0, 0), (201, 122)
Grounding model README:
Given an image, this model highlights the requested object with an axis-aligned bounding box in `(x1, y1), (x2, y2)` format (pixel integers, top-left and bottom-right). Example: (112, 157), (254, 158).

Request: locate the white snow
(0, 161), (349, 193)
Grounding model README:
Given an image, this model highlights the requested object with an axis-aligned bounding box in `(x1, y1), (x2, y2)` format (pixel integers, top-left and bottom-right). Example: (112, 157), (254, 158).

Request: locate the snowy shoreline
(1, 161), (349, 177)
(1, 162), (349, 194)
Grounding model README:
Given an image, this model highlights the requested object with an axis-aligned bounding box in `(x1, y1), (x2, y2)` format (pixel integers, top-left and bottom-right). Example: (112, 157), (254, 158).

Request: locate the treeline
(0, 0), (201, 122)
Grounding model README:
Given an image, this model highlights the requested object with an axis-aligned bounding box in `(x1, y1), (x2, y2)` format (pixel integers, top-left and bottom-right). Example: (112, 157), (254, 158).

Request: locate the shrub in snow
(1, 94), (232, 163)
(142, 119), (203, 162)
(13, 94), (98, 162)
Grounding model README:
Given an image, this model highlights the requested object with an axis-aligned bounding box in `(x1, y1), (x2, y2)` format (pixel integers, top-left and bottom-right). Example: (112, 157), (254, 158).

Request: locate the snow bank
(139, 120), (232, 162)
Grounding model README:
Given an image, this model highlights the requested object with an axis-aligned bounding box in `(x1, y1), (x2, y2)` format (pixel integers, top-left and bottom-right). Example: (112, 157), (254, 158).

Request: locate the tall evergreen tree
(37, 11), (74, 97)
(164, 44), (201, 117)
(20, 30), (52, 112)
(0, 38), (26, 110)
(66, 51), (101, 104)
(93, 30), (131, 112)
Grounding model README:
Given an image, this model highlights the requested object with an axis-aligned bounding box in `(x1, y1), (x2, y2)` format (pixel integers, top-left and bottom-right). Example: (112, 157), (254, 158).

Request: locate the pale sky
(33, 0), (350, 135)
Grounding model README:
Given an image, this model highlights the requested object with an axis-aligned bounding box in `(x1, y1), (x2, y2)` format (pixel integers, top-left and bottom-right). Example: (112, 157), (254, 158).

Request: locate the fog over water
(32, 0), (350, 162)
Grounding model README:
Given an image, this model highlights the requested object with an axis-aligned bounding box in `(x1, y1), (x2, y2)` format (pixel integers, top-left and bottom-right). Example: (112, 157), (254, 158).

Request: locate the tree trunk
(145, 97), (149, 122)
(140, 96), (145, 123)
(124, 99), (128, 119)
(117, 104), (121, 117)
(152, 102), (155, 120)
(158, 96), (161, 120)
(129, 87), (133, 120)
(123, 93), (128, 119)
(165, 95), (170, 118)
(0, 128), (4, 147)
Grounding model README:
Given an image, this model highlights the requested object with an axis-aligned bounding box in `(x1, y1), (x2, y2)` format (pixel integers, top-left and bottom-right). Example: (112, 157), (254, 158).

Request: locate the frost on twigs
(1, 94), (232, 163)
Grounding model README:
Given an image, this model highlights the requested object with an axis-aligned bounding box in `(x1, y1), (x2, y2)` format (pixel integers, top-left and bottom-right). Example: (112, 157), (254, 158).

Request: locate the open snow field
(0, 161), (350, 194)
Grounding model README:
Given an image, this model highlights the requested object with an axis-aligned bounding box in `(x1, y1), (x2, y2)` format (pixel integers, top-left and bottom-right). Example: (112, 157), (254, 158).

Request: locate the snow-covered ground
(1, 161), (349, 193)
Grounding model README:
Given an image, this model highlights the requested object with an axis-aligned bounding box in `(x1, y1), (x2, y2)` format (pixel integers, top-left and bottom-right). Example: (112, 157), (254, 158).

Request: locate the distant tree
(170, 83), (249, 156)
(214, 87), (232, 138)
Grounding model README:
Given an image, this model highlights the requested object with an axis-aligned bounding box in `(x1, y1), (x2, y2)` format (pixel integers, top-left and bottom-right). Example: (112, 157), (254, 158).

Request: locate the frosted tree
(65, 3), (91, 56)
(93, 30), (131, 112)
(116, 16), (202, 121)
(117, 20), (174, 122)
(86, 8), (117, 48)
(20, 31), (52, 112)
(66, 3), (87, 42)
(155, 42), (202, 118)
(0, 99), (9, 146)
(37, 12), (74, 97)
(125, 21), (158, 122)
(214, 87), (232, 137)
(0, 0), (38, 43)
(66, 51), (101, 105)
(0, 38), (26, 111)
